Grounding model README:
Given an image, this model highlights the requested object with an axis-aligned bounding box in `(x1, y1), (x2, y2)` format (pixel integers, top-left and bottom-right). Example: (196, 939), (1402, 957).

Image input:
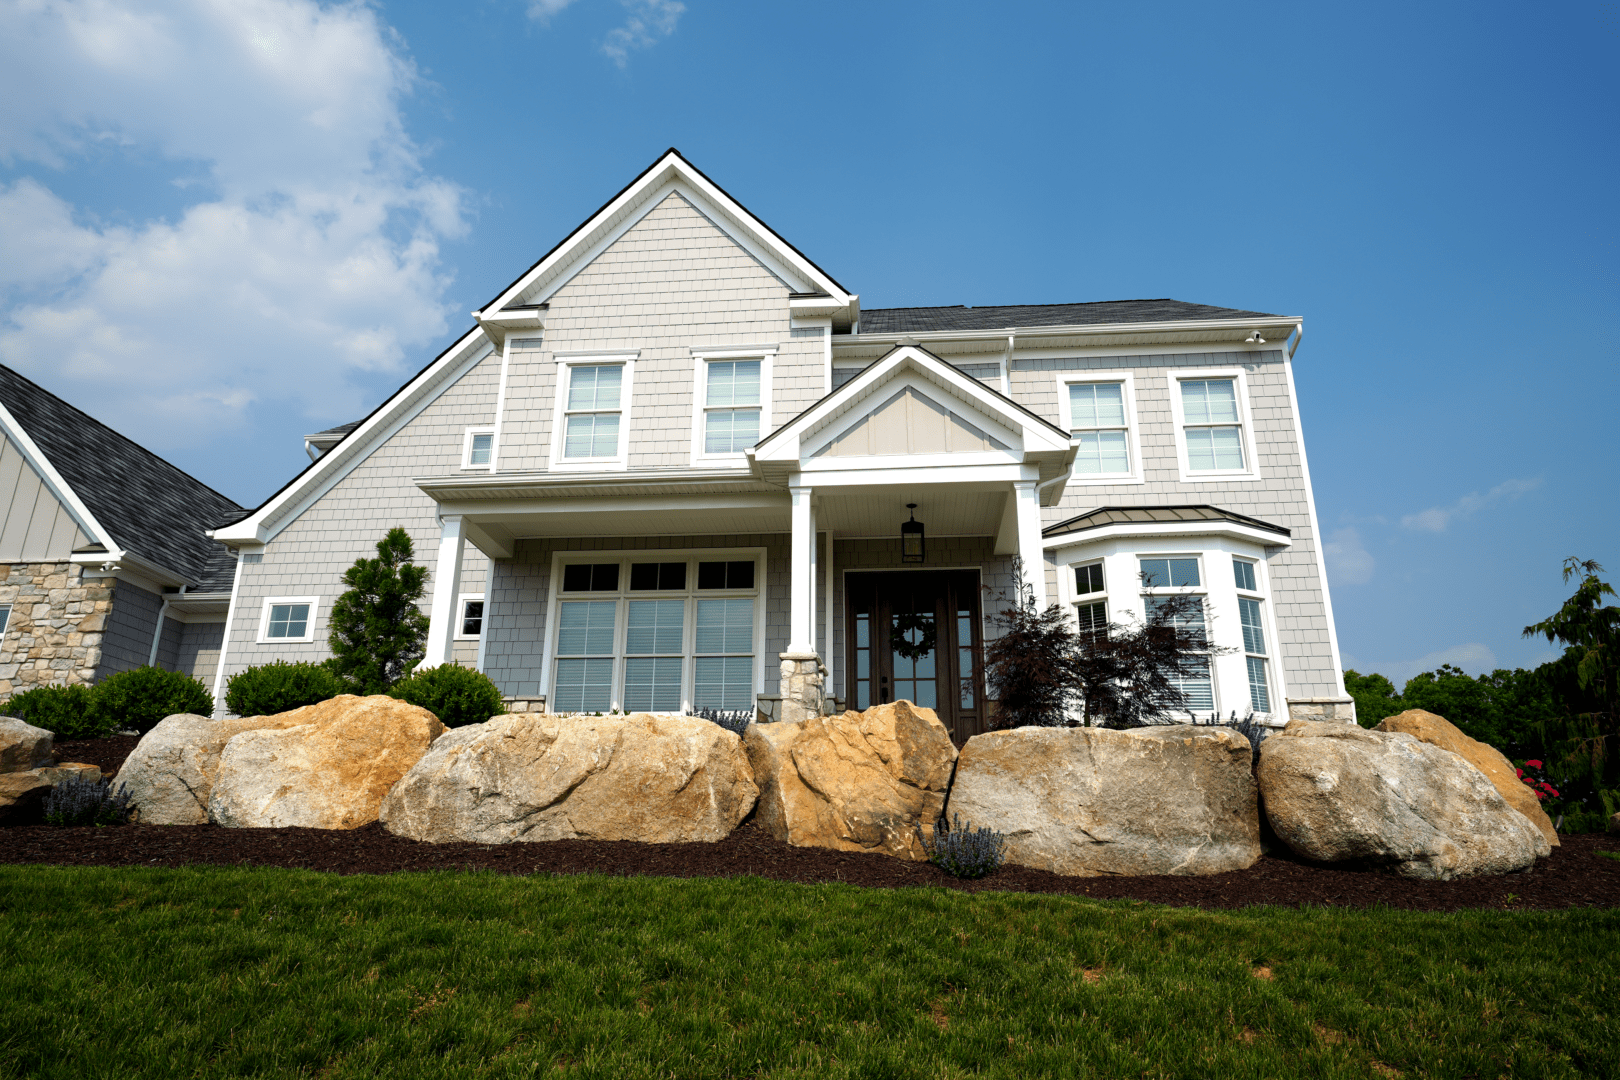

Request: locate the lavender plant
(687, 708), (754, 736)
(42, 779), (132, 826)
(920, 814), (1010, 879)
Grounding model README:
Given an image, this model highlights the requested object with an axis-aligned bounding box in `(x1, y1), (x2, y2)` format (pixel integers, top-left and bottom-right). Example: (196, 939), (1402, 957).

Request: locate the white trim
(210, 552), (247, 714)
(801, 368), (1024, 461)
(0, 398), (118, 557)
(1281, 351), (1348, 699)
(215, 330), (495, 544)
(461, 427), (496, 470)
(489, 337), (515, 473)
(256, 595), (320, 645)
(1165, 367), (1261, 483)
(455, 594), (486, 641)
(549, 356), (636, 472)
(690, 349), (774, 465)
(1044, 518), (1293, 551)
(539, 547), (768, 714)
(1055, 370), (1145, 486)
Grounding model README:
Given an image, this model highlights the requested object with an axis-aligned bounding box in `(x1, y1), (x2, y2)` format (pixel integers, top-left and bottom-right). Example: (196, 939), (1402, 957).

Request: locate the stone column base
(1286, 698), (1358, 724)
(503, 695), (547, 714)
(777, 651), (826, 725)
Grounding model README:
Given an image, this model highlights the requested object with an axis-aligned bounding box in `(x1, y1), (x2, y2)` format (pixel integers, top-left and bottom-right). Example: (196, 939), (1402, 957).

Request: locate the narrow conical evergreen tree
(326, 527), (431, 694)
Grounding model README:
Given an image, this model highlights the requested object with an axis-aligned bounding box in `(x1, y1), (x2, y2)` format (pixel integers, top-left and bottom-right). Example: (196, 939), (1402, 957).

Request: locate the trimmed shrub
(3, 683), (111, 739)
(920, 814), (1009, 879)
(92, 666), (214, 735)
(225, 660), (345, 718)
(43, 778), (132, 826)
(387, 664), (506, 728)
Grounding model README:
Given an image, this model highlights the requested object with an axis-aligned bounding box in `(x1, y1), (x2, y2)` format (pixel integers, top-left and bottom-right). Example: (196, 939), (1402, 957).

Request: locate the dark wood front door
(845, 570), (986, 746)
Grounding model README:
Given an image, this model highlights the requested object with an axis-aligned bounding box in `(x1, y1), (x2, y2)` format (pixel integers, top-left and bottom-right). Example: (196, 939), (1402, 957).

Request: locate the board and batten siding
(495, 191), (826, 473)
(0, 435), (92, 561)
(1009, 348), (1340, 700)
(216, 348), (501, 685)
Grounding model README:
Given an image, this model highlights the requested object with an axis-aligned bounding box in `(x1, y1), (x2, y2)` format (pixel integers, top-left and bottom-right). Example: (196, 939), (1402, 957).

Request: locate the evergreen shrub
(388, 664), (506, 727)
(92, 666), (214, 735)
(225, 660), (345, 718)
(3, 683), (109, 739)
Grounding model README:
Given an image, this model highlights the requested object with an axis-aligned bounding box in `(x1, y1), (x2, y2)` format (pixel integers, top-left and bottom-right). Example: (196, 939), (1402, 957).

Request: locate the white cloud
(1323, 526), (1375, 586)
(526, 0), (581, 24)
(0, 0), (466, 453)
(1341, 642), (1499, 685)
(1400, 477), (1542, 533)
(602, 0), (684, 67)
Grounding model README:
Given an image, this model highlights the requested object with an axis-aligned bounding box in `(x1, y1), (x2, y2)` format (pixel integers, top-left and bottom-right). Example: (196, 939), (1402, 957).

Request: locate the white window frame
(540, 548), (768, 714)
(1137, 553), (1217, 715)
(0, 603), (11, 636)
(461, 428), (496, 470)
(455, 594), (485, 641)
(1233, 556), (1273, 715)
(256, 596), (320, 644)
(550, 353), (637, 471)
(690, 347), (774, 464)
(1056, 371), (1143, 485)
(1166, 366), (1260, 482)
(1070, 558), (1109, 635)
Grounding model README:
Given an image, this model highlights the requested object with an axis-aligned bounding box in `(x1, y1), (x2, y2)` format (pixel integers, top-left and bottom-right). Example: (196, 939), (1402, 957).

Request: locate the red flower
(1526, 760), (1543, 769)
(1516, 768), (1525, 778)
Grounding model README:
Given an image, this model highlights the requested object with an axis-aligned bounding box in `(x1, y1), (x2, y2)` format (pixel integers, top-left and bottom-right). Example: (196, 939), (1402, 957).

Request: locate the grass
(1, 866), (1616, 1079)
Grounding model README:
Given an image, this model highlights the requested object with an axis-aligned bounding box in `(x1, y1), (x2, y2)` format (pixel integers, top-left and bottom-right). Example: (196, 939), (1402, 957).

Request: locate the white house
(4, 149), (1355, 740)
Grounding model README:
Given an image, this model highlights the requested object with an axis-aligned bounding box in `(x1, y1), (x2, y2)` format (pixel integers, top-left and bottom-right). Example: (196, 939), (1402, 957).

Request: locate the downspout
(147, 587), (181, 668)
(1286, 323), (1305, 361)
(305, 439), (320, 462)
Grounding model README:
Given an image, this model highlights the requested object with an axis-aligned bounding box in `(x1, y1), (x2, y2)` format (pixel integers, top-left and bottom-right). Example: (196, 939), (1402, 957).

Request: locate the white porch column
(1013, 480), (1047, 608)
(787, 485), (817, 654)
(424, 514), (466, 667)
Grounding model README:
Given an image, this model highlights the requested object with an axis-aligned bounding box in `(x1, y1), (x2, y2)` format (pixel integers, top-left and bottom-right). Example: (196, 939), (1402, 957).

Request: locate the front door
(845, 570), (986, 745)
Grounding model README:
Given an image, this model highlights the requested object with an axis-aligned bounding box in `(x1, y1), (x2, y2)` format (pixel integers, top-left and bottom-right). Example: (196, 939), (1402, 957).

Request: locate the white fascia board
(1043, 520), (1294, 550)
(480, 153), (853, 316)
(755, 346), (1069, 463)
(797, 462), (1038, 488)
(214, 327), (495, 545)
(839, 316), (1304, 349)
(0, 398), (119, 557)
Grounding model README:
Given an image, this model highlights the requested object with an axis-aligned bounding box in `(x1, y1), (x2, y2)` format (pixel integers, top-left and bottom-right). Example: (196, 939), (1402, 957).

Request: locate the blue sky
(0, 0), (1614, 683)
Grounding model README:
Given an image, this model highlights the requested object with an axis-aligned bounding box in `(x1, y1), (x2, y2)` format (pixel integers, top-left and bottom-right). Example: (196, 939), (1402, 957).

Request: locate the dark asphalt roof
(0, 364), (244, 586)
(308, 421), (362, 440)
(855, 299), (1280, 335)
(1043, 504), (1291, 539)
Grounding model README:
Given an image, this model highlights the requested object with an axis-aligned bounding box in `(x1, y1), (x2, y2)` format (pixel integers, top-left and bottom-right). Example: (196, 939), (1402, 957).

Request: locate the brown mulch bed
(4, 821), (1617, 914)
(10, 736), (1616, 913)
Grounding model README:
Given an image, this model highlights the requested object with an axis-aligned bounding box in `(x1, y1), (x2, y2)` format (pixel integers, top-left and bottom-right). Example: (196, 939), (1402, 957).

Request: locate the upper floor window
(1059, 373), (1140, 483)
(258, 596), (319, 643)
(704, 360), (761, 454)
(551, 355), (636, 469)
(1170, 372), (1256, 480)
(463, 428), (494, 468)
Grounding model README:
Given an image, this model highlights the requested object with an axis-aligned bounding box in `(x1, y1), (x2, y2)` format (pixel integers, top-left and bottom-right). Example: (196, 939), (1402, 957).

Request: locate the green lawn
(1, 866), (1614, 1079)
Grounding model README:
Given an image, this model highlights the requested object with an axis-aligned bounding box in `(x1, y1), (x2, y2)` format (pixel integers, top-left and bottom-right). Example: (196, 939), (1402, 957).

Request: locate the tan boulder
(209, 696), (445, 830)
(743, 701), (957, 861)
(1608, 812), (1620, 835)
(1375, 709), (1559, 847)
(117, 713), (306, 825)
(0, 770), (54, 824)
(379, 713), (757, 844)
(946, 725), (1261, 877)
(0, 716), (54, 773)
(1258, 720), (1548, 879)
(36, 762), (101, 785)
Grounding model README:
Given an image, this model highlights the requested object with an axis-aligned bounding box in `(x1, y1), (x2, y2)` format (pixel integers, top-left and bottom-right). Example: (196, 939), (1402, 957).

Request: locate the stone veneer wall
(0, 561), (112, 697)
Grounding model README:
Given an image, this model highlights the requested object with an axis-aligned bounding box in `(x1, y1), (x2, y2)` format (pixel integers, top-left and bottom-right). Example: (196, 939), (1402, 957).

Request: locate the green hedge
(388, 664), (506, 728)
(2, 683), (111, 740)
(92, 667), (214, 735)
(224, 661), (345, 718)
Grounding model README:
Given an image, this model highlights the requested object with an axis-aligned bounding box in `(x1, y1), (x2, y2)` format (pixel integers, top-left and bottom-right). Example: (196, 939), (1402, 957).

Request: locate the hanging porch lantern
(900, 503), (925, 563)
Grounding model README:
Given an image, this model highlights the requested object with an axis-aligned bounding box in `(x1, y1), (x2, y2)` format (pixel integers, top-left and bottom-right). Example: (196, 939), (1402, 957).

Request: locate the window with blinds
(1239, 596), (1271, 713)
(1067, 382), (1130, 474)
(563, 364), (624, 460)
(703, 359), (762, 455)
(551, 555), (759, 714)
(1179, 378), (1245, 471)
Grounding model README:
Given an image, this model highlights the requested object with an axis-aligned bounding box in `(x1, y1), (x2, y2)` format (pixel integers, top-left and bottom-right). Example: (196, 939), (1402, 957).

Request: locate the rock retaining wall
(0, 562), (112, 696)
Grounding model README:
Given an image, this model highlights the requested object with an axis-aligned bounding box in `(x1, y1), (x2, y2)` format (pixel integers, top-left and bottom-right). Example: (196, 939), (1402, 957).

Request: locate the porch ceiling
(814, 485), (1006, 539)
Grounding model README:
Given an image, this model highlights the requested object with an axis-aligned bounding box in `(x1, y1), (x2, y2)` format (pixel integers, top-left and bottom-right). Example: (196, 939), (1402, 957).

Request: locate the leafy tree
(984, 574), (1077, 728)
(327, 527), (431, 694)
(1345, 669), (1404, 728)
(1523, 557), (1619, 727)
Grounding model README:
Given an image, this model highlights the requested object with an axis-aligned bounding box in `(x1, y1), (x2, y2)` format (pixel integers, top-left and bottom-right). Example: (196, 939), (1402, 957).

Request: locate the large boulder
(117, 713), (306, 825)
(209, 696), (444, 830)
(947, 725), (1261, 877)
(1375, 709), (1559, 847)
(379, 713), (757, 843)
(743, 701), (957, 861)
(1257, 720), (1549, 879)
(0, 716), (54, 773)
(0, 770), (55, 824)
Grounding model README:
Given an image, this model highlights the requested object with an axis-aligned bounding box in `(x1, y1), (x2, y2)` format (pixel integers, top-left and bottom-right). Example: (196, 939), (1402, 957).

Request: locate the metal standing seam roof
(1042, 505), (1292, 539)
(853, 299), (1282, 335)
(0, 364), (245, 586)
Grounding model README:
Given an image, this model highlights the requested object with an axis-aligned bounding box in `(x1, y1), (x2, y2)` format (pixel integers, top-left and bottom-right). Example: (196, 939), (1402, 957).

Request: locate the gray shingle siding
(176, 621), (224, 686)
(97, 580), (161, 677)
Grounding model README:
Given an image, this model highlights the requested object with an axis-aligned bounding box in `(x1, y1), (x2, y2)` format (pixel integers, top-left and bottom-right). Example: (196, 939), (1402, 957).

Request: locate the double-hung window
(1177, 376), (1248, 474)
(1073, 561), (1107, 636)
(1139, 557), (1214, 711)
(1060, 373), (1139, 482)
(564, 365), (622, 460)
(1234, 557), (1271, 713)
(549, 554), (760, 714)
(704, 360), (761, 454)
